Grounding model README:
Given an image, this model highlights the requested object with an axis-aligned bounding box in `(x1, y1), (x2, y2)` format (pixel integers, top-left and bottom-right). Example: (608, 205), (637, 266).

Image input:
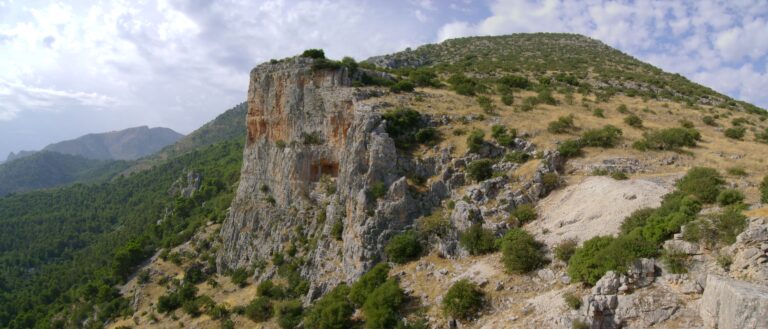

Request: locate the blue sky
(0, 0), (766, 158)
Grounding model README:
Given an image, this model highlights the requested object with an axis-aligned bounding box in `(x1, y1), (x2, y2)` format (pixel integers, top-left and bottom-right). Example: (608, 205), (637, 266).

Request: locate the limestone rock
(700, 275), (768, 329)
(663, 239), (701, 255)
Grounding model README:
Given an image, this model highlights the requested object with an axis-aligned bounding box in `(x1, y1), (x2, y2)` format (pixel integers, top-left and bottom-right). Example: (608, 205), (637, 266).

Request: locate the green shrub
(442, 279), (484, 321)
(498, 75), (531, 89)
(661, 251), (688, 274)
(537, 89), (558, 105)
(679, 119), (694, 129)
(382, 107), (424, 149)
(714, 206), (747, 245)
(369, 181), (387, 200)
(466, 159), (494, 182)
(245, 297), (273, 322)
(408, 68), (439, 87)
(331, 220), (344, 240)
(303, 284), (354, 329)
(717, 189), (744, 206)
(459, 224), (498, 255)
(726, 167), (747, 177)
(580, 125), (622, 147)
(724, 127), (746, 140)
(624, 114), (643, 128)
(230, 268), (250, 287)
(731, 117), (749, 126)
(417, 210), (451, 238)
(541, 172), (560, 191)
(756, 128), (768, 143)
(567, 234), (657, 285)
(500, 228), (546, 274)
(385, 231), (422, 264)
(702, 116), (717, 126)
(466, 129), (485, 153)
(619, 208), (656, 235)
(504, 151), (529, 164)
(563, 292), (582, 309)
(610, 171), (628, 180)
(414, 127), (439, 145)
(593, 108), (605, 118)
(362, 279), (404, 329)
(390, 80), (415, 93)
(491, 125), (516, 146)
(257, 280), (285, 299)
(448, 74), (481, 96)
(275, 300), (304, 329)
(554, 239), (578, 263)
(301, 49), (326, 59)
(675, 167), (724, 203)
(520, 96), (537, 111)
(510, 204), (537, 224)
(547, 115), (575, 133)
(761, 175), (768, 203)
(558, 140), (583, 158)
(302, 131), (323, 145)
(349, 263), (390, 307)
(633, 127), (699, 151)
(617, 104), (629, 114)
(477, 96), (495, 115)
(501, 93), (514, 106)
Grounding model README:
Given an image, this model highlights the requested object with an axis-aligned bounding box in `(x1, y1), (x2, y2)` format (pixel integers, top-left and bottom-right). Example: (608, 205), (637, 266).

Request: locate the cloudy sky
(1, 0), (766, 158)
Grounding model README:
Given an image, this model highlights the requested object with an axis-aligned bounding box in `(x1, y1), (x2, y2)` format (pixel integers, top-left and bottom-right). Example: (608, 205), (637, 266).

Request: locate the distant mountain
(42, 126), (184, 161)
(124, 102), (246, 172)
(0, 151), (129, 196)
(5, 150), (36, 162)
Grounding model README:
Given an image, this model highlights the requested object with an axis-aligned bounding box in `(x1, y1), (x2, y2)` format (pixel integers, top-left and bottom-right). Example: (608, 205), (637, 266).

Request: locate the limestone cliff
(217, 57), (449, 298)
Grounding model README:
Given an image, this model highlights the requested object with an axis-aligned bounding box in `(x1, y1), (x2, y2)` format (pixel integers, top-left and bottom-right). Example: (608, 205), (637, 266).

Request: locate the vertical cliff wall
(217, 57), (449, 298)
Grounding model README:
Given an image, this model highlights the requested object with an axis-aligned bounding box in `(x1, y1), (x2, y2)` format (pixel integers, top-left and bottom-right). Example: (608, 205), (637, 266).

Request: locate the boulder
(700, 275), (768, 329)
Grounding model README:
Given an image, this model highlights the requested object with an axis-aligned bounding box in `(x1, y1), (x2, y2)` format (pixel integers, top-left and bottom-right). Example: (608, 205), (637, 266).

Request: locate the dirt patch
(530, 175), (677, 247)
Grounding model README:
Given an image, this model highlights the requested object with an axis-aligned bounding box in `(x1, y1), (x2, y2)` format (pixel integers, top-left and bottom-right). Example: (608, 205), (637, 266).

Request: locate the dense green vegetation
(0, 151), (130, 196)
(459, 224), (498, 255)
(385, 231), (423, 264)
(568, 167), (726, 285)
(633, 127), (700, 151)
(442, 280), (485, 320)
(466, 159), (494, 182)
(500, 228), (547, 274)
(0, 139), (243, 328)
(382, 107), (440, 150)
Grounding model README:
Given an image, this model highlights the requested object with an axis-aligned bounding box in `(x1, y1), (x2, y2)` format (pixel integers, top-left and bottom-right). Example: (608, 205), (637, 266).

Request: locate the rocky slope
(108, 35), (768, 329)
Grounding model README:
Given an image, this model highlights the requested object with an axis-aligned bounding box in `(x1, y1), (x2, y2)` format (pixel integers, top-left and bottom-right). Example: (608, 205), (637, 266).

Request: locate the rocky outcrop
(723, 217), (768, 285)
(700, 275), (768, 329)
(217, 58), (449, 299)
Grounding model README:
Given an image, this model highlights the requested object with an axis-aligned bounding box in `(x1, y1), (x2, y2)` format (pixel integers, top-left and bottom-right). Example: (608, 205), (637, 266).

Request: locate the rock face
(217, 58), (448, 297)
(700, 275), (768, 329)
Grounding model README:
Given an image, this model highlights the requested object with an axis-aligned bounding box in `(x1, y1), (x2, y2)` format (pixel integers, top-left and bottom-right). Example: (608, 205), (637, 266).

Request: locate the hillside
(0, 151), (129, 196)
(42, 126), (183, 161)
(3, 34), (768, 329)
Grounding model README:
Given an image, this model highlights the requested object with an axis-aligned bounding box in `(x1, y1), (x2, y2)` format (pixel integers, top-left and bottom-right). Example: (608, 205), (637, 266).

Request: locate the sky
(0, 0), (766, 158)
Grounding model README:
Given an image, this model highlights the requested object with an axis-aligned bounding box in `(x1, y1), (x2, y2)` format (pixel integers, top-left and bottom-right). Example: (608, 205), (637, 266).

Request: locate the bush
(724, 127), (746, 140)
(501, 93), (514, 106)
(568, 234), (657, 285)
(726, 167), (747, 177)
(245, 297), (273, 322)
(466, 159), (494, 182)
(558, 139), (583, 158)
(679, 119), (694, 129)
(500, 228), (546, 274)
(702, 116), (717, 126)
(563, 292), (582, 309)
(466, 129), (485, 153)
(448, 74), (481, 96)
(230, 267), (250, 287)
(385, 231), (422, 264)
(761, 175), (768, 203)
(580, 125), (622, 147)
(593, 108), (605, 118)
(619, 208), (656, 235)
(675, 167), (724, 203)
(362, 279), (404, 329)
(756, 128), (768, 143)
(541, 172), (560, 191)
(414, 127), (439, 145)
(369, 181), (387, 200)
(617, 104), (629, 114)
(498, 75), (531, 89)
(537, 89), (557, 105)
(390, 80), (415, 93)
(303, 131), (323, 145)
(633, 127), (699, 151)
(491, 125), (516, 147)
(382, 107), (429, 149)
(554, 239), (578, 263)
(442, 279), (484, 321)
(301, 49), (325, 59)
(257, 280), (286, 299)
(504, 151), (529, 164)
(275, 300), (304, 329)
(661, 251), (688, 274)
(349, 263), (390, 307)
(731, 117), (749, 126)
(714, 206), (747, 245)
(624, 114), (643, 128)
(303, 284), (354, 329)
(510, 204), (537, 224)
(610, 171), (628, 180)
(547, 115), (576, 134)
(459, 224), (498, 255)
(477, 96), (495, 115)
(331, 220), (344, 240)
(408, 68), (439, 87)
(717, 189), (744, 206)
